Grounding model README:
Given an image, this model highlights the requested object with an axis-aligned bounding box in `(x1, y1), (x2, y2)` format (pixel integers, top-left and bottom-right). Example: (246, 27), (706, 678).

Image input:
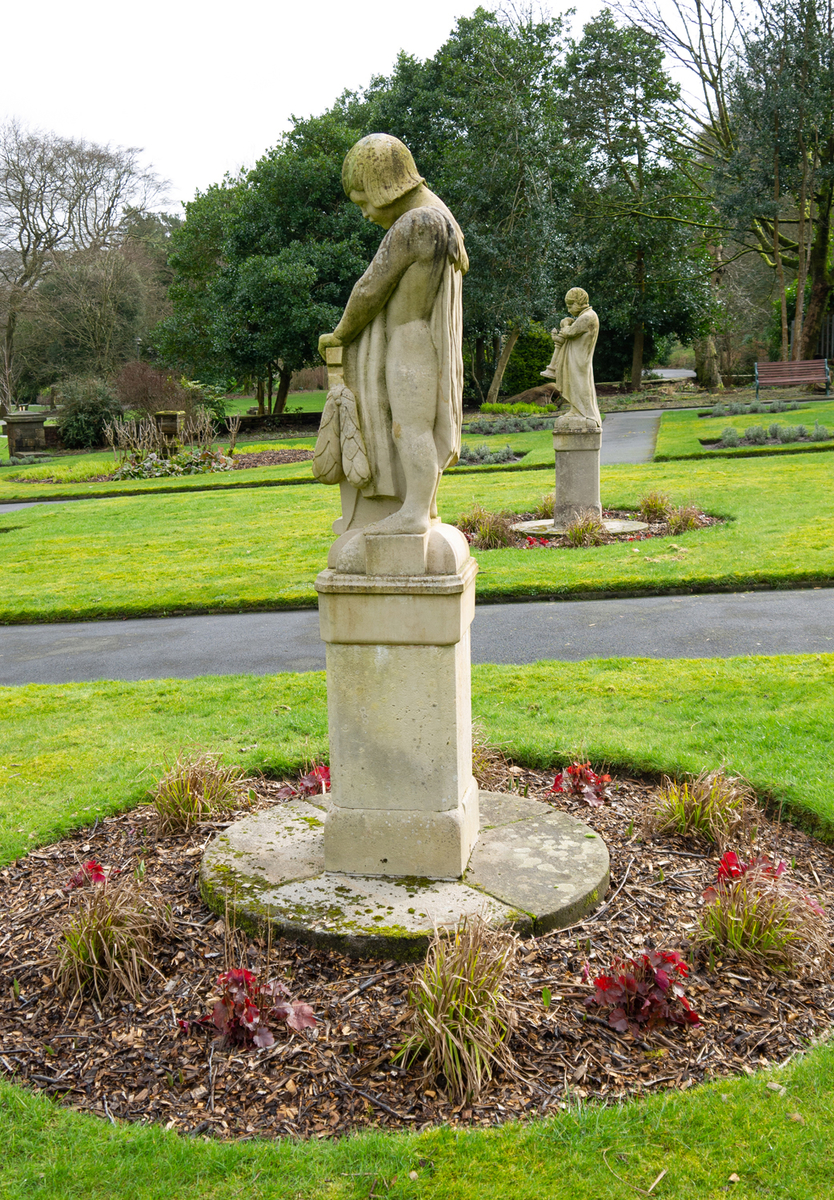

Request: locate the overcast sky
(2, 0), (673, 211)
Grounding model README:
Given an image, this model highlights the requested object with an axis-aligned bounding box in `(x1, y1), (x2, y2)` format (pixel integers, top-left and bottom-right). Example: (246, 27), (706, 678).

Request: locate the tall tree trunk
(473, 337), (486, 403)
(485, 330), (521, 405)
(267, 364), (274, 416)
(694, 336), (723, 389)
(273, 366), (292, 415)
(1, 307), (18, 408)
(772, 148), (790, 362)
(256, 377), (265, 417)
(800, 164), (833, 360)
(630, 323), (644, 392)
(791, 164), (810, 361)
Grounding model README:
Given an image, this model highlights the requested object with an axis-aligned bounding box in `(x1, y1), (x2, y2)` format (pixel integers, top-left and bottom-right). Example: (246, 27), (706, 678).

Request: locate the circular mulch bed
(1, 769), (831, 1140)
(231, 450), (313, 469)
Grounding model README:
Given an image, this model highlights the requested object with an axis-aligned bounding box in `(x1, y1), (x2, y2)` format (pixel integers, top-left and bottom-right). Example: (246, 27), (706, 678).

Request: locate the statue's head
(565, 287), (590, 315)
(342, 134), (425, 226)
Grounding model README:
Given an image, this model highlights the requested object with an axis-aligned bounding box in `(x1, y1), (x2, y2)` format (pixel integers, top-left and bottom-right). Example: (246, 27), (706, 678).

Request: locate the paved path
(600, 409), (661, 464)
(4, 409), (830, 685)
(2, 589), (831, 685)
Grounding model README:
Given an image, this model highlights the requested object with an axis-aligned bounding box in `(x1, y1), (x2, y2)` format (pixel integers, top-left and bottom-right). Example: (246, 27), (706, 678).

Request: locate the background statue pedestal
(316, 527), (479, 880)
(552, 414), (601, 525)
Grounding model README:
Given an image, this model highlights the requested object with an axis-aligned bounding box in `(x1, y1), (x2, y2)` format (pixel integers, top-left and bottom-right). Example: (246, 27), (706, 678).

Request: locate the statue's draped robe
(551, 307), (600, 425)
(342, 205), (466, 500)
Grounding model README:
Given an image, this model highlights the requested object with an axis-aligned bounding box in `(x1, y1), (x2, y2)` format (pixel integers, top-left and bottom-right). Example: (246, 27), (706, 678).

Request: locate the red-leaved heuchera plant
(276, 764), (331, 800)
(63, 859), (108, 892)
(585, 950), (700, 1034)
(201, 967), (316, 1049)
(550, 762), (611, 807)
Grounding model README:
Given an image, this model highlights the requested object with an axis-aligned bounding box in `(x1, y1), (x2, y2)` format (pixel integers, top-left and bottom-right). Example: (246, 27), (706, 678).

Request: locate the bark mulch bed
(1, 768), (831, 1141)
(231, 449), (314, 470)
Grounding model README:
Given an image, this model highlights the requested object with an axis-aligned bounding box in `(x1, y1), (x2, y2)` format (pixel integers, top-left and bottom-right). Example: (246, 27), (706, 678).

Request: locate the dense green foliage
(55, 378), (122, 449)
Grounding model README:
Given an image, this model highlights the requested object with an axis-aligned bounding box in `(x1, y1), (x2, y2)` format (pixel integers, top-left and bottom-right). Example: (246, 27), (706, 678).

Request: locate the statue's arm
(561, 310), (597, 340)
(319, 210), (447, 358)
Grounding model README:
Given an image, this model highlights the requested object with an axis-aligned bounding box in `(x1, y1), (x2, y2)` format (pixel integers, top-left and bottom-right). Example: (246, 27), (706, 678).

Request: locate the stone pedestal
(2, 413), (48, 454)
(553, 415), (602, 525)
(315, 524), (479, 880)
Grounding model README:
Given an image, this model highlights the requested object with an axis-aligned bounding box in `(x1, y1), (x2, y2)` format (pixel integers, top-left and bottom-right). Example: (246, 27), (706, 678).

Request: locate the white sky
(0, 0), (627, 210)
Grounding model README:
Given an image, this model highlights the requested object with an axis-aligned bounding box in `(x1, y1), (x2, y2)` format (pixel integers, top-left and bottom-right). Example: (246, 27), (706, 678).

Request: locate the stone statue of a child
(541, 287), (601, 430)
(315, 133), (468, 537)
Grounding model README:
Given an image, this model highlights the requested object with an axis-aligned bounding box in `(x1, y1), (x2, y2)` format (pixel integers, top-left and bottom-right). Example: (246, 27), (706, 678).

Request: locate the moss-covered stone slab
(464, 807), (609, 933)
(200, 791), (609, 959)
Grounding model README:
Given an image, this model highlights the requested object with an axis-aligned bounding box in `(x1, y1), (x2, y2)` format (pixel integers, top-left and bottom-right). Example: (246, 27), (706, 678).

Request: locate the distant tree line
(2, 0), (831, 410)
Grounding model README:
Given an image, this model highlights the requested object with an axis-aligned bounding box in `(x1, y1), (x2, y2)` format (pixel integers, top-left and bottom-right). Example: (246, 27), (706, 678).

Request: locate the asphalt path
(1, 588), (832, 685)
(600, 410), (661, 465)
(3, 407), (830, 686)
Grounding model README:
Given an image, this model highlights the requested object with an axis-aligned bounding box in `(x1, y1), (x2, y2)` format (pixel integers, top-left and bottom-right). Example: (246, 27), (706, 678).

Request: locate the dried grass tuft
(471, 722), (510, 790)
(667, 504), (702, 534)
(646, 768), (754, 849)
(694, 867), (830, 971)
(396, 915), (518, 1102)
(152, 751), (253, 833)
(529, 491), (555, 521)
(57, 877), (170, 1002)
(562, 509), (609, 547)
(639, 491), (674, 523)
(455, 503), (518, 549)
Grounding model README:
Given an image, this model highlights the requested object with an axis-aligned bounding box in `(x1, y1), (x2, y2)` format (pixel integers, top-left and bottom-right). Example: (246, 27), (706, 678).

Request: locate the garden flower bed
(1, 765), (831, 1140)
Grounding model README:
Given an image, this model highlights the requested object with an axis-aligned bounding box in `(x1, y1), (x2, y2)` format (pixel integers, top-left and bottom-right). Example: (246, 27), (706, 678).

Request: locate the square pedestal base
(324, 778), (479, 879)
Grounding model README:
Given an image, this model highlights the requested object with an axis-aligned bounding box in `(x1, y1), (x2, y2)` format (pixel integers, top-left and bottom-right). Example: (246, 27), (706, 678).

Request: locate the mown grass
(0, 429), (551, 503)
(222, 389), (327, 416)
(1, 657), (834, 1198)
(0, 438), (320, 500)
(2, 655), (832, 866)
(2, 452), (833, 623)
(3, 1049), (834, 1199)
(654, 400), (834, 461)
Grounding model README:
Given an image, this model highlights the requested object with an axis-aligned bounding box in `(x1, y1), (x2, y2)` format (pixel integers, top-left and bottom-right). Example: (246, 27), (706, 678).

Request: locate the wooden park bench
(755, 358), (831, 402)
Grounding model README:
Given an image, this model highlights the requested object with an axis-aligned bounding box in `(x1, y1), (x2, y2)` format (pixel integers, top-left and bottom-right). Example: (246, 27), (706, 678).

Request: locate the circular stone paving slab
(511, 518), (649, 536)
(200, 792), (609, 960)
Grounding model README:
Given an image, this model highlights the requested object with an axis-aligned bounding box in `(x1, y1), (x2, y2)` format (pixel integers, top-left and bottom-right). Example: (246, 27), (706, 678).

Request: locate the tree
(0, 120), (162, 404)
(155, 115), (380, 413)
(557, 11), (713, 385)
(355, 8), (573, 401)
(617, 0), (834, 360)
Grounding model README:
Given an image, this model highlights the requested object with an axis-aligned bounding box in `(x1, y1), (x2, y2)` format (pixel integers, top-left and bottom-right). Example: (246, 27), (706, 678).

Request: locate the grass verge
(1, 657), (833, 1198)
(2, 452), (834, 623)
(654, 401), (834, 461)
(2, 655), (833, 864)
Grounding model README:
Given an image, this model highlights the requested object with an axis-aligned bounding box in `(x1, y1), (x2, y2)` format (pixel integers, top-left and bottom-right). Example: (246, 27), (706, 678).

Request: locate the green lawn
(2, 452), (832, 624)
(655, 401), (834, 461)
(223, 389), (327, 417)
(2, 657), (834, 1198)
(0, 438), (320, 501)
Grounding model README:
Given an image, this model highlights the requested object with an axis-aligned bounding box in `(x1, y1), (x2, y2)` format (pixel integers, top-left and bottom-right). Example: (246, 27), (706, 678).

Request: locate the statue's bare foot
(540, 368), (557, 380)
(363, 509), (431, 536)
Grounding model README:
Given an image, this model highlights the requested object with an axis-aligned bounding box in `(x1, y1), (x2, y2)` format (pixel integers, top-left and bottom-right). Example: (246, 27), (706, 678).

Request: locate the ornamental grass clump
(563, 509), (608, 547)
(57, 875), (169, 1002)
(667, 504), (701, 534)
(455, 503), (518, 549)
(647, 768), (754, 849)
(695, 851), (829, 971)
(152, 751), (253, 833)
(638, 491), (673, 523)
(530, 491), (556, 521)
(396, 916), (518, 1102)
(471, 721), (510, 790)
